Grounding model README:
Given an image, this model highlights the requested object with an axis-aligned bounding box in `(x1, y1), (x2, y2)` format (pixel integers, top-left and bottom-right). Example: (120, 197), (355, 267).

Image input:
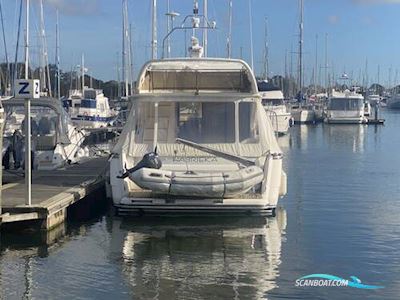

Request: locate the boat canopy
(113, 97), (281, 163)
(2, 97), (73, 144)
(135, 58), (258, 94)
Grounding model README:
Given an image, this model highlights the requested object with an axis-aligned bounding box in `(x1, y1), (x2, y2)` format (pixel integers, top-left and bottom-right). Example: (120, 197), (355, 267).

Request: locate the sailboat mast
(325, 33), (328, 91)
(25, 0), (29, 80)
(248, 0), (254, 71)
(56, 9), (61, 100)
(298, 0), (304, 95)
(151, 0), (157, 59)
(263, 17), (268, 80)
(227, 0), (232, 58)
(39, 0), (51, 96)
(129, 23), (134, 95)
(81, 54), (84, 92)
(203, 0), (208, 57)
(122, 0), (129, 97)
(0, 0), (9, 94)
(314, 34), (318, 96)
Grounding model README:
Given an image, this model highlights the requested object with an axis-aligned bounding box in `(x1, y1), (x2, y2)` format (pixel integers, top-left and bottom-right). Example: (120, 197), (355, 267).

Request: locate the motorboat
(258, 80), (292, 135)
(108, 55), (286, 215)
(63, 88), (117, 129)
(291, 104), (316, 124)
(2, 97), (89, 170)
(325, 90), (367, 124)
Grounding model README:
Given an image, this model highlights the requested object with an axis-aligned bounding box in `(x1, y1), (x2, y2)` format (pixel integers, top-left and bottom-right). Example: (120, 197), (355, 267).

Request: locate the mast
(298, 0), (304, 96)
(39, 0), (51, 96)
(56, 10), (61, 100)
(263, 17), (268, 80)
(122, 0), (130, 97)
(314, 34), (318, 96)
(325, 33), (328, 92)
(81, 53), (85, 92)
(25, 0), (29, 80)
(0, 0), (9, 94)
(151, 0), (157, 59)
(248, 0), (254, 71)
(203, 0), (208, 57)
(227, 0), (232, 58)
(129, 23), (134, 95)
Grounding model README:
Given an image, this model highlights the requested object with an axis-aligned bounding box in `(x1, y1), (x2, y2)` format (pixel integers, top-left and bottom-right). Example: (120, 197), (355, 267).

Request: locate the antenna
(151, 0), (157, 59)
(203, 0), (208, 57)
(227, 0), (233, 58)
(166, 0), (180, 58)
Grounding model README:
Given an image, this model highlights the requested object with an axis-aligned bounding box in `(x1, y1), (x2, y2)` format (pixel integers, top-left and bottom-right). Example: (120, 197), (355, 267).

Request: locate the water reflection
(323, 124), (366, 153)
(0, 223), (67, 299)
(118, 209), (287, 300)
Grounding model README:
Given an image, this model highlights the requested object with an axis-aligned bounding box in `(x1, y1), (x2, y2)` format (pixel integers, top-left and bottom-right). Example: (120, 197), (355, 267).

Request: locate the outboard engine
(118, 149), (162, 179)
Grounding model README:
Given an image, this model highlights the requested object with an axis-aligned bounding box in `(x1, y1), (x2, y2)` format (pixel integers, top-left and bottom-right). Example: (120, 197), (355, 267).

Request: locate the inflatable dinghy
(128, 166), (264, 198)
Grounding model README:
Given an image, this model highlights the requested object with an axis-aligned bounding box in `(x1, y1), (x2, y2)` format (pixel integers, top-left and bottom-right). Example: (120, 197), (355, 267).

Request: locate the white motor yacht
(258, 80), (292, 135)
(108, 56), (287, 215)
(325, 90), (367, 124)
(63, 88), (117, 129)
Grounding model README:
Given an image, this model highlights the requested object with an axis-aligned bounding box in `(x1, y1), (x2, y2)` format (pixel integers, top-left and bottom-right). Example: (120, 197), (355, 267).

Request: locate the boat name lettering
(172, 156), (218, 163)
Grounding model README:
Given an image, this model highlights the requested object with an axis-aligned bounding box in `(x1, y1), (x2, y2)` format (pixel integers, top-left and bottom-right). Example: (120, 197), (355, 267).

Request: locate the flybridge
(136, 59), (258, 94)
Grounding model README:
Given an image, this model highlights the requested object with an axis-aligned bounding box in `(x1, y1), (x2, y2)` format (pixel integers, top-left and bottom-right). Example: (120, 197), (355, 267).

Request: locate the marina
(0, 0), (400, 299)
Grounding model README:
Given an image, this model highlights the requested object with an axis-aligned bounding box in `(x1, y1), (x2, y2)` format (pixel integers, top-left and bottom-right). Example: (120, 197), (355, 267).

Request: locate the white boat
(3, 97), (89, 170)
(325, 90), (367, 124)
(387, 94), (400, 109)
(291, 104), (316, 124)
(258, 80), (292, 135)
(108, 56), (287, 215)
(63, 88), (117, 129)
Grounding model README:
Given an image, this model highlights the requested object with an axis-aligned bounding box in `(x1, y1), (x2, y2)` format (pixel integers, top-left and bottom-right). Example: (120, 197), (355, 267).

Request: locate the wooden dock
(0, 156), (108, 230)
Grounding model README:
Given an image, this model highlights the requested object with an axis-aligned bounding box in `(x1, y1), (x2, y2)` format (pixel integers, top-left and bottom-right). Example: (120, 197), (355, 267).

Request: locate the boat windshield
(262, 99), (284, 106)
(122, 99), (275, 161)
(328, 98), (363, 111)
(81, 99), (97, 108)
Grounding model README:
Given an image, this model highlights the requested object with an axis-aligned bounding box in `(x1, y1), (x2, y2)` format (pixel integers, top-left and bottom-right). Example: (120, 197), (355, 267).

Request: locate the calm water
(1, 110), (400, 300)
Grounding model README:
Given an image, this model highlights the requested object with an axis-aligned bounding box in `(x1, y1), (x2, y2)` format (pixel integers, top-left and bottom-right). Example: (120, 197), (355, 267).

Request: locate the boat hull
(115, 198), (275, 216)
(292, 109), (316, 124)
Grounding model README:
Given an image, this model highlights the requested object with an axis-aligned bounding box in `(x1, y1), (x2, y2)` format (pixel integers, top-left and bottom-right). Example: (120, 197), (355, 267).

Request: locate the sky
(1, 0), (400, 86)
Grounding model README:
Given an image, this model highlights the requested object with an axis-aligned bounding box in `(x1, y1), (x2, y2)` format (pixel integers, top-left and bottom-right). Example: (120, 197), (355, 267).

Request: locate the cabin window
(262, 99), (283, 106)
(239, 102), (259, 143)
(328, 98), (363, 111)
(177, 102), (235, 143)
(81, 99), (97, 108)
